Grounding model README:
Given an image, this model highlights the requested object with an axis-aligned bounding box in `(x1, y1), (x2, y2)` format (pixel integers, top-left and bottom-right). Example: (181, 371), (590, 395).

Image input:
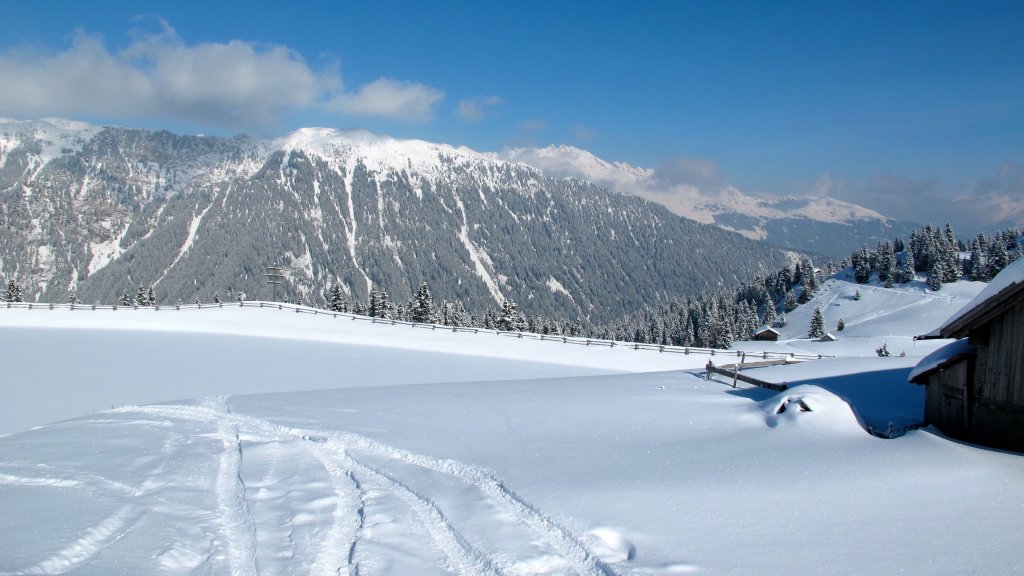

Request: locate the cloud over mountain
(0, 21), (445, 127)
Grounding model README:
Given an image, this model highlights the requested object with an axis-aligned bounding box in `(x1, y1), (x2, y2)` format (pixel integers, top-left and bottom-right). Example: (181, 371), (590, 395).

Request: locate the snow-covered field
(2, 277), (1023, 575)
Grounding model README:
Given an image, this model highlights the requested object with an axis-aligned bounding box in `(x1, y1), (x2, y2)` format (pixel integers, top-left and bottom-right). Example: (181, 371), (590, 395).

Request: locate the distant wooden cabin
(818, 333), (837, 342)
(909, 260), (1024, 452)
(753, 326), (780, 341)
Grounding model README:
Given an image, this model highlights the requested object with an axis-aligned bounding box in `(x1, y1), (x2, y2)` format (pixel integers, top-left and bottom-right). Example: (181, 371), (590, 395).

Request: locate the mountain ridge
(500, 144), (919, 257)
(0, 118), (793, 324)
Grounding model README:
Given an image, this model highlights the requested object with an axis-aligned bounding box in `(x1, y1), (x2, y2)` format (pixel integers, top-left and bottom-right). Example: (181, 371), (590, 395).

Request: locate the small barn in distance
(753, 326), (780, 341)
(909, 258), (1024, 452)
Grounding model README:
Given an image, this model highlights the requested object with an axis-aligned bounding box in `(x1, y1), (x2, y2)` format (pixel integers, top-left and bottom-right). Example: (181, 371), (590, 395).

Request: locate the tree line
(4, 224), (1020, 349)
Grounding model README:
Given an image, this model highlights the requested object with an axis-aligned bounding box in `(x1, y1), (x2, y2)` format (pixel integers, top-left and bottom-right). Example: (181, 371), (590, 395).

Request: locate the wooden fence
(3, 300), (832, 362)
(704, 352), (800, 391)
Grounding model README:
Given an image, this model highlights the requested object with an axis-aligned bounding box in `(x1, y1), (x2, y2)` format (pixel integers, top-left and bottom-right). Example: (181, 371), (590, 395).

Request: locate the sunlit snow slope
(2, 289), (1022, 575)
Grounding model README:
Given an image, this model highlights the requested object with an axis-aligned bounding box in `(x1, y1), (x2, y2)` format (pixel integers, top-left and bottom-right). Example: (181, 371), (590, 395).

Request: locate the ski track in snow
(2, 506), (140, 576)
(100, 401), (621, 576)
(213, 400), (261, 576)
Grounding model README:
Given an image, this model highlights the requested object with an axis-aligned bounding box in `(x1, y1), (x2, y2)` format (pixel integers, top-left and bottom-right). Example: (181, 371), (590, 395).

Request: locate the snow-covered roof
(908, 339), (977, 383)
(818, 333), (837, 342)
(939, 257), (1024, 336)
(754, 325), (780, 335)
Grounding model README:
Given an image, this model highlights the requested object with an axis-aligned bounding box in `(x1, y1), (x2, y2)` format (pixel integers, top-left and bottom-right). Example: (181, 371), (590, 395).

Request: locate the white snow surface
(2, 281), (1023, 575)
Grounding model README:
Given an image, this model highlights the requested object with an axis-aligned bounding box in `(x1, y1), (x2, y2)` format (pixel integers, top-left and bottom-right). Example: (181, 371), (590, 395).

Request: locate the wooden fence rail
(3, 300), (831, 362)
(705, 357), (790, 392)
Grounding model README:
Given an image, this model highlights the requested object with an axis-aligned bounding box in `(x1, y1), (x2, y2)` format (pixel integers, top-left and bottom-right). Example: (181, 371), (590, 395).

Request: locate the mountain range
(1, 118), (797, 324)
(501, 145), (920, 259)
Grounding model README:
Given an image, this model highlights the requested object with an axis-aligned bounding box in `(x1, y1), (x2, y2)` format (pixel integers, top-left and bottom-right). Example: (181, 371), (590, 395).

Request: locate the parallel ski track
(117, 401), (619, 576)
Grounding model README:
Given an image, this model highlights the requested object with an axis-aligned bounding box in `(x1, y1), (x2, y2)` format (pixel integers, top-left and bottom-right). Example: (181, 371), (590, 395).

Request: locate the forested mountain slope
(0, 119), (791, 324)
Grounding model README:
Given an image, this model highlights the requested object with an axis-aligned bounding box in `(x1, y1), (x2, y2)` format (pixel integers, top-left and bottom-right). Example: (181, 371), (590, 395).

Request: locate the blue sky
(1, 1), (1021, 228)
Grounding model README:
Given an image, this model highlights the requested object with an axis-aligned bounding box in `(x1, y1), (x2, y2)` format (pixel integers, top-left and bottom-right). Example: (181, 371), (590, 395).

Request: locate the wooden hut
(753, 326), (780, 341)
(909, 259), (1024, 451)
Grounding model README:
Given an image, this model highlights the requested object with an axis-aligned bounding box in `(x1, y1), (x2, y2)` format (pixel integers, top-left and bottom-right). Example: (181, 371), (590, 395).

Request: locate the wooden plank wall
(978, 293), (1024, 409)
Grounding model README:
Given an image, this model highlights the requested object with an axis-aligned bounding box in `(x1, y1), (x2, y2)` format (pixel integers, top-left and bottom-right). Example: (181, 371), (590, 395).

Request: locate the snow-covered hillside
(2, 280), (1022, 575)
(500, 145), (919, 258)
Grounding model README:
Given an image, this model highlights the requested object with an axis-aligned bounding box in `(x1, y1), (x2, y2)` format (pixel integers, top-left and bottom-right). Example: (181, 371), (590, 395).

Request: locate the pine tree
(4, 276), (23, 301)
(784, 291), (798, 312)
(378, 290), (391, 319)
(877, 241), (895, 285)
(798, 273), (815, 304)
(328, 284), (345, 312)
(136, 285), (148, 306)
(68, 291), (78, 305)
(927, 259), (944, 291)
(809, 306), (825, 339)
(837, 318), (845, 332)
(498, 300), (518, 331)
(147, 285), (157, 306)
(895, 251), (915, 283)
(412, 282), (433, 323)
(120, 288), (132, 307)
(368, 289), (379, 318)
(968, 240), (986, 281)
(876, 342), (891, 357)
(853, 247), (872, 283)
(5, 279), (23, 302)
(707, 318), (732, 349)
(988, 239), (1010, 277)
(762, 302), (776, 327)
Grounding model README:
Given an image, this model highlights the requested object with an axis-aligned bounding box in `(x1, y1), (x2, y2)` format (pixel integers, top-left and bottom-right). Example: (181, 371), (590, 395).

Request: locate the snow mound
(756, 385), (862, 432)
(584, 528), (636, 563)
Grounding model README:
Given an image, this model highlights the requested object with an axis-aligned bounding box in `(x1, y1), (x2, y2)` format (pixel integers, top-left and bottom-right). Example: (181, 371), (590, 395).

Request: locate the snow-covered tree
(498, 300), (519, 331)
(809, 306), (825, 339)
(895, 251), (915, 283)
(836, 318), (845, 332)
(328, 284), (345, 312)
(378, 290), (392, 319)
(853, 247), (872, 283)
(367, 289), (380, 318)
(412, 282), (433, 323)
(784, 291), (798, 312)
(988, 238), (1010, 278)
(876, 342), (891, 357)
(120, 288), (132, 307)
(927, 260), (944, 291)
(5, 279), (23, 302)
(762, 302), (777, 327)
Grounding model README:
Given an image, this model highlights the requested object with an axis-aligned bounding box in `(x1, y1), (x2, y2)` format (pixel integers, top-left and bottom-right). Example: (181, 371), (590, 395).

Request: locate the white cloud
(328, 78), (444, 123)
(653, 155), (722, 187)
(0, 23), (444, 127)
(456, 96), (502, 122)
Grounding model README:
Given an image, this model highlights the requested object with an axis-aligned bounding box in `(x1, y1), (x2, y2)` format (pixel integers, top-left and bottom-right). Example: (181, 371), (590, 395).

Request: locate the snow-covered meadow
(2, 276), (1023, 575)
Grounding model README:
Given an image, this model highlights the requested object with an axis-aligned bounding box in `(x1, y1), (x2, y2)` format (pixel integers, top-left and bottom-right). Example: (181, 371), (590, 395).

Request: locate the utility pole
(265, 265), (284, 301)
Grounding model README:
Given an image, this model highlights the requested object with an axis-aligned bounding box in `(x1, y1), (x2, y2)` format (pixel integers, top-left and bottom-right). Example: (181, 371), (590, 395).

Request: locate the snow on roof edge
(908, 339), (977, 383)
(939, 257), (1024, 334)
